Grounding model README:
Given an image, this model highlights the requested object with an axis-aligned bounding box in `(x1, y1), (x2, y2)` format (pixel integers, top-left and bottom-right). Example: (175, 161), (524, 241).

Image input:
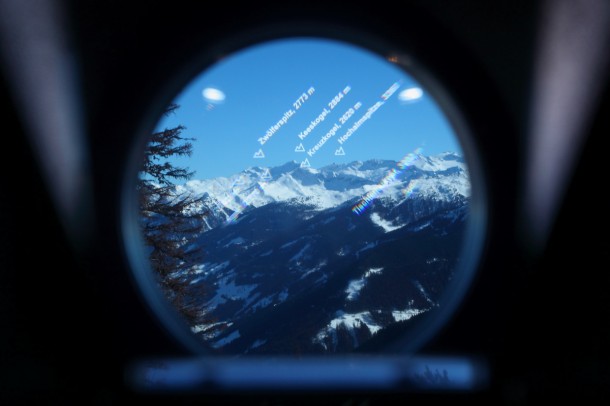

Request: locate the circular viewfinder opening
(126, 36), (483, 356)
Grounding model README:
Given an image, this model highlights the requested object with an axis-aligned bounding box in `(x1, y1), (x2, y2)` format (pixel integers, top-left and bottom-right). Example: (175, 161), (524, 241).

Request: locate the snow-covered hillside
(167, 153), (470, 354)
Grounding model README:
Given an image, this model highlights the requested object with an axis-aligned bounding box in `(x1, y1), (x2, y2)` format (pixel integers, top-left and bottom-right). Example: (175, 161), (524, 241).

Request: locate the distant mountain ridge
(177, 152), (469, 228)
(173, 152), (470, 354)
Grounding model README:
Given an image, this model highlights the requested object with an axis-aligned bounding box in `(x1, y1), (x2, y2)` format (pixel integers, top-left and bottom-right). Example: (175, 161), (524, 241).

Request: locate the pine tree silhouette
(138, 103), (208, 326)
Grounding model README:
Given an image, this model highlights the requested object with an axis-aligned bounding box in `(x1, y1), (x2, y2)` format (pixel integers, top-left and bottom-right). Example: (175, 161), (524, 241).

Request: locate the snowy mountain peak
(180, 153), (469, 221)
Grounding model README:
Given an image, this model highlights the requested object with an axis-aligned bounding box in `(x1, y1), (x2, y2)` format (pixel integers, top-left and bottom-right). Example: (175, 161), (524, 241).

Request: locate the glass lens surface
(138, 38), (472, 355)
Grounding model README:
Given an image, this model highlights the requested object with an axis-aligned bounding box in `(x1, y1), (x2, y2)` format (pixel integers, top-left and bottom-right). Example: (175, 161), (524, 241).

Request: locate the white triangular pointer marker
(260, 168), (272, 181)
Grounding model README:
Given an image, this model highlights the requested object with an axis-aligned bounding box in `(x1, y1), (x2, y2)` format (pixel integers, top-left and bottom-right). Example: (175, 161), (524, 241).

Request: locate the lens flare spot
(398, 87), (423, 102)
(202, 87), (226, 103)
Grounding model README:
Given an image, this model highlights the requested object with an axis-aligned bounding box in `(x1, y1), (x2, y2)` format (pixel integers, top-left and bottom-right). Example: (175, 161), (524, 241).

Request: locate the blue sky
(155, 38), (461, 181)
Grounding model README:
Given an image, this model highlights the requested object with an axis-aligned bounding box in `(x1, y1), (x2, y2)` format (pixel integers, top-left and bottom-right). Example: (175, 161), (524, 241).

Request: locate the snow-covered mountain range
(175, 152), (470, 354)
(178, 152), (468, 227)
